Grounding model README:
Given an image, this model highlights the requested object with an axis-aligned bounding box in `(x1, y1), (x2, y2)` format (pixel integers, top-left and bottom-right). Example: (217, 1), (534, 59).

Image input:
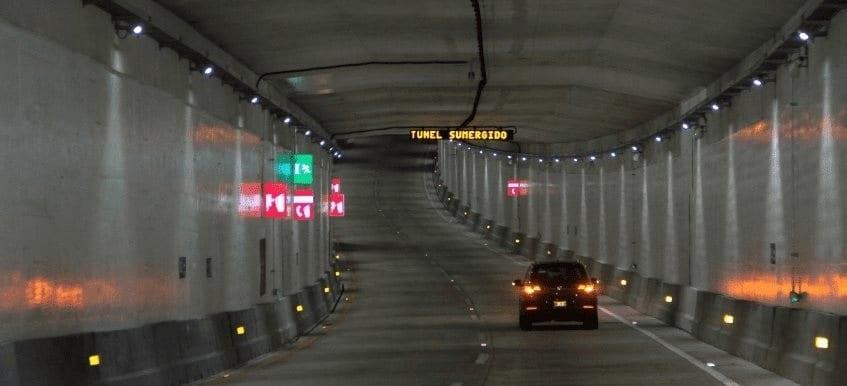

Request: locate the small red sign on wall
(331, 177), (342, 193)
(263, 183), (288, 219)
(329, 193), (345, 217)
(293, 188), (315, 221)
(239, 183), (262, 217)
(506, 179), (529, 197)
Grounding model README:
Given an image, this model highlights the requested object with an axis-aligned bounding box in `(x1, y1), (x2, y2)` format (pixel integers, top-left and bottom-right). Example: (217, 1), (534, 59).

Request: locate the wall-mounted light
(589, 155), (597, 161)
(681, 122), (690, 130)
(620, 279), (627, 286)
(235, 325), (246, 335)
(131, 24), (144, 35)
(723, 314), (734, 324)
(319, 140), (326, 146)
(664, 295), (673, 303)
(296, 304), (304, 312)
(554, 158), (560, 163)
(572, 157), (579, 163)
(324, 287), (330, 293)
(203, 66), (214, 76)
(752, 78), (763, 87)
(89, 354), (101, 367)
(710, 103), (720, 111)
(798, 30), (810, 41)
(283, 116), (292, 124)
(815, 336), (829, 349)
(654, 135), (663, 142)
(610, 151), (617, 158)
(250, 96), (260, 104)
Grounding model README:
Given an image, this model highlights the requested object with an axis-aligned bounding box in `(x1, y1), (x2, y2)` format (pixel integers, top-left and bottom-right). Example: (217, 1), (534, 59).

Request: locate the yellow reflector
(335, 271), (341, 277)
(664, 295), (673, 303)
(235, 325), (246, 335)
(486, 225), (491, 229)
(815, 336), (829, 349)
(296, 305), (304, 312)
(324, 287), (330, 293)
(515, 239), (521, 243)
(464, 212), (468, 216)
(546, 250), (552, 255)
(88, 354), (100, 366)
(723, 314), (734, 324)
(335, 254), (340, 260)
(620, 279), (628, 286)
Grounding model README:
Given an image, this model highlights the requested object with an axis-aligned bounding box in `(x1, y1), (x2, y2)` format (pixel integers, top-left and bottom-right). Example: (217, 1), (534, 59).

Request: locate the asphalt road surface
(201, 136), (794, 386)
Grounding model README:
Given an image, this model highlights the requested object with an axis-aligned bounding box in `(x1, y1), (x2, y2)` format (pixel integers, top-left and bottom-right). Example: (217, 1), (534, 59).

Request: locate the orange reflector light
(815, 337), (829, 349)
(88, 354), (101, 367)
(235, 325), (246, 335)
(577, 284), (595, 293)
(525, 306), (538, 310)
(620, 279), (628, 286)
(523, 285), (541, 295)
(664, 295), (673, 303)
(296, 305), (304, 312)
(723, 314), (734, 324)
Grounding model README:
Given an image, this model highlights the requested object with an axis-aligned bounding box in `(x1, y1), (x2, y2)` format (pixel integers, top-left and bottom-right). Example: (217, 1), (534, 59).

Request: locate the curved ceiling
(156, 0), (806, 143)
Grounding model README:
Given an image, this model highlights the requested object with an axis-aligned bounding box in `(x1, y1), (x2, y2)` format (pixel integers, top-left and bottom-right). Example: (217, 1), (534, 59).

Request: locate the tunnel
(1, 0), (847, 385)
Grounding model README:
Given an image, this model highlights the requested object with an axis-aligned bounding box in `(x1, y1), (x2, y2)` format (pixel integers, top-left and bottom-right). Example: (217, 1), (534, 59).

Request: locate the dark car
(513, 261), (599, 330)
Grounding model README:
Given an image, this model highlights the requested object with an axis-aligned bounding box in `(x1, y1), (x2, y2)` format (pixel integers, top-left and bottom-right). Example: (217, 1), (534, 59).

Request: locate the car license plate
(554, 300), (567, 308)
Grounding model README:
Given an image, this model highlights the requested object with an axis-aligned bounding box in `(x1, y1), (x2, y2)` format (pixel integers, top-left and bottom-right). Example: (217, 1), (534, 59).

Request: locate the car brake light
(578, 284), (595, 293)
(523, 285), (542, 295)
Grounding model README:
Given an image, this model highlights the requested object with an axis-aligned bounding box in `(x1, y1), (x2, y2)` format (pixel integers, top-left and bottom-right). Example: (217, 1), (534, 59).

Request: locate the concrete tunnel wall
(437, 9), (847, 386)
(0, 1), (341, 384)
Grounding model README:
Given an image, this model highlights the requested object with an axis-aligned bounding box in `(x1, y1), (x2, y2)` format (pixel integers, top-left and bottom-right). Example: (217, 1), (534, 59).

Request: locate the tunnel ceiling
(156, 0), (805, 143)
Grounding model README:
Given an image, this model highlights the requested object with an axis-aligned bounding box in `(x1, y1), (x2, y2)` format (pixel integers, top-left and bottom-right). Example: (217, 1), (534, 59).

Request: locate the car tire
(583, 312), (599, 330)
(519, 314), (532, 331)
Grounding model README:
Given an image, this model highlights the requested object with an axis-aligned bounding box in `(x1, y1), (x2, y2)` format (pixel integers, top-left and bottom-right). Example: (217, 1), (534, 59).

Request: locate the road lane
(207, 136), (792, 386)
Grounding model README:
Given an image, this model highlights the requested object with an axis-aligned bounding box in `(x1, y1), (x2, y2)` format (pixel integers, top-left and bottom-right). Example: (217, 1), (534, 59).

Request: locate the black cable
(459, 0), (487, 129)
(255, 60), (467, 88)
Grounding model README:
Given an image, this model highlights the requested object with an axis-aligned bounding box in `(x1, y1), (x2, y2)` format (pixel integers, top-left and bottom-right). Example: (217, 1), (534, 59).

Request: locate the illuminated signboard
(329, 193), (345, 217)
(239, 183), (262, 217)
(409, 128), (514, 141)
(506, 179), (529, 197)
(331, 177), (341, 193)
(240, 183), (289, 218)
(276, 153), (314, 185)
(293, 188), (314, 221)
(263, 183), (288, 219)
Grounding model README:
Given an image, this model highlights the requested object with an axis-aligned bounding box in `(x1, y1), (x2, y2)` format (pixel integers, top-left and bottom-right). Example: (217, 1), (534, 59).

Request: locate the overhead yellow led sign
(410, 129), (513, 141)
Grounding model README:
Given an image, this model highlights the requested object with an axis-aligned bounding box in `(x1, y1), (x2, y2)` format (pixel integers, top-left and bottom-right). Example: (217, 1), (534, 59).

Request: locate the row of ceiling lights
(119, 22), (342, 159)
(450, 29), (816, 164)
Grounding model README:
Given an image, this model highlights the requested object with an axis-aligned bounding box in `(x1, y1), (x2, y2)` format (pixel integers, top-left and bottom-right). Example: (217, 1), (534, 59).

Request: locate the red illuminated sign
(329, 193), (345, 217)
(331, 177), (342, 193)
(506, 179), (529, 197)
(263, 183), (288, 219)
(239, 183), (262, 217)
(293, 188), (315, 221)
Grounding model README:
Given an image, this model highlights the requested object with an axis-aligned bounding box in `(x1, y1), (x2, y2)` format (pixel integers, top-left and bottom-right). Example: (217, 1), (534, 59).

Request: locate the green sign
(276, 153), (313, 184)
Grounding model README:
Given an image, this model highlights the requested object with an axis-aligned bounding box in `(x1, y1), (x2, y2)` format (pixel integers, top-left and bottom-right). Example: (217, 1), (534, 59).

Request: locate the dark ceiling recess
(458, 0), (487, 129)
(255, 60), (468, 89)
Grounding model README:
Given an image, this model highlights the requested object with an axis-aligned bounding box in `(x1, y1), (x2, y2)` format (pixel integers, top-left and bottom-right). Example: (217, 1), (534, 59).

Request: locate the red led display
(293, 188), (315, 221)
(239, 183), (262, 217)
(329, 193), (345, 217)
(506, 179), (529, 197)
(263, 183), (288, 219)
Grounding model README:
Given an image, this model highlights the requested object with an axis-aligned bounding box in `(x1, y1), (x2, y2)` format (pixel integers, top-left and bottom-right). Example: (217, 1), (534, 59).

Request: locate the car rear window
(529, 264), (587, 285)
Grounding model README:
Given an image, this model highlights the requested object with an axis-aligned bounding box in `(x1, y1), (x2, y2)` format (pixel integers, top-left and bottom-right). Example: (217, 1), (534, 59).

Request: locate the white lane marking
(599, 306), (741, 386)
(475, 353), (490, 365)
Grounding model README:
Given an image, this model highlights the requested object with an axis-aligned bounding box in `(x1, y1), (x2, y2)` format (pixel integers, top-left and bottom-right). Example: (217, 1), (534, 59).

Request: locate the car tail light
(523, 285), (542, 295)
(578, 284), (595, 294)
